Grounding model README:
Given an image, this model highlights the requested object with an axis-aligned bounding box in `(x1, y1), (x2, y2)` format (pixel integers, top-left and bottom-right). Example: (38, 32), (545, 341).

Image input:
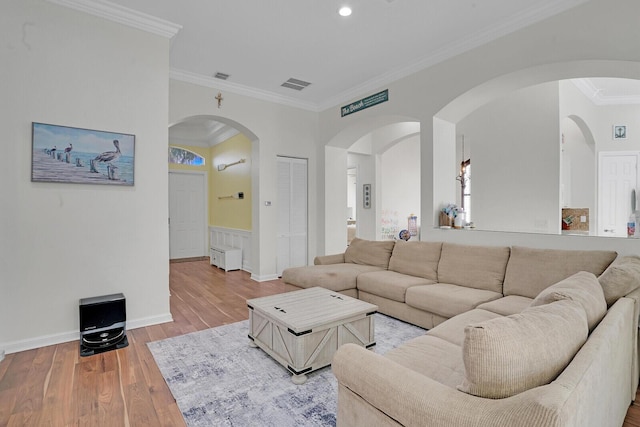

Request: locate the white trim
(0, 350), (4, 362)
(209, 226), (252, 272)
(46, 0), (182, 39)
(251, 273), (279, 282)
(572, 79), (640, 106)
(2, 313), (173, 355)
(170, 69), (320, 112)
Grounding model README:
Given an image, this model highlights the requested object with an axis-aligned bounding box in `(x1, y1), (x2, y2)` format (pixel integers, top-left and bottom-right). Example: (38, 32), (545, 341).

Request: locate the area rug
(148, 313), (425, 427)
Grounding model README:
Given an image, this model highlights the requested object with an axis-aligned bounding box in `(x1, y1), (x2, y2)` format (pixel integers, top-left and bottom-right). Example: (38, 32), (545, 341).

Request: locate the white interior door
(277, 157), (308, 276)
(169, 171), (207, 259)
(598, 152), (638, 237)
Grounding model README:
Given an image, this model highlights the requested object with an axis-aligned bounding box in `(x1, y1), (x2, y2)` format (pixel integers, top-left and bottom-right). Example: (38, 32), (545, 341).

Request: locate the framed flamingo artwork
(31, 122), (135, 185)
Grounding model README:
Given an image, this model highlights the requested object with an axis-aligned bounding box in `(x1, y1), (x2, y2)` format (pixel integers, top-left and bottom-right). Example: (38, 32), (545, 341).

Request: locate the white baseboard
(0, 349), (4, 362)
(250, 273), (279, 282)
(2, 313), (173, 355)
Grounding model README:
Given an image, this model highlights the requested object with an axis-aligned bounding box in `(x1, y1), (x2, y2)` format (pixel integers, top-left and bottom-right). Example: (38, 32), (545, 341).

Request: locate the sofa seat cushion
(388, 241), (442, 280)
(385, 335), (465, 389)
(531, 271), (607, 332)
(281, 263), (383, 292)
(437, 243), (510, 293)
(503, 246), (617, 299)
(426, 309), (503, 347)
(598, 255), (640, 307)
(476, 295), (533, 316)
(405, 283), (503, 319)
(356, 271), (436, 303)
(458, 299), (588, 399)
(344, 237), (396, 269)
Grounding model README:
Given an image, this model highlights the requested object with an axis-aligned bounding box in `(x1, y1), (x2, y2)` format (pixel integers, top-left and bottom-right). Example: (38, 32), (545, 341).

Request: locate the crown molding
(46, 0), (182, 38)
(318, 0), (590, 111)
(169, 69), (320, 112)
(572, 78), (640, 106)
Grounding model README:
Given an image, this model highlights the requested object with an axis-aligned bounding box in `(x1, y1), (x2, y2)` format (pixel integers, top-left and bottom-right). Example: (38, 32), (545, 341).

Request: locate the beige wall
(210, 134), (252, 230)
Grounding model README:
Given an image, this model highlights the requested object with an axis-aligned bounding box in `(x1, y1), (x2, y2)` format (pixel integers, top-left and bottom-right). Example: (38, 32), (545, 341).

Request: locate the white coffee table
(247, 287), (378, 384)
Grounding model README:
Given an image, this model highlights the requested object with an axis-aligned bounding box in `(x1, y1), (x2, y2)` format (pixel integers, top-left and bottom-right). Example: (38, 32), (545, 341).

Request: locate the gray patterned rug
(148, 313), (425, 427)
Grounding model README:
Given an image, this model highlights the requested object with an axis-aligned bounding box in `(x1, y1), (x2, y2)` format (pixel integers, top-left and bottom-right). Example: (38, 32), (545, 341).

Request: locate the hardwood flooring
(0, 259), (639, 426)
(0, 260), (285, 426)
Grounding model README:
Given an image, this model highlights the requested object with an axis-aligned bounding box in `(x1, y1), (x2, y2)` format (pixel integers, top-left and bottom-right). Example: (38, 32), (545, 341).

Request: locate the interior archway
(168, 115), (260, 269)
(324, 117), (420, 252)
(432, 60), (640, 236)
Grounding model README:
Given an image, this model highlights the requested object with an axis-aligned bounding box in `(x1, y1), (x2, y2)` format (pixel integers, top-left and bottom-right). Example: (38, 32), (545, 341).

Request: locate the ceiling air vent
(281, 78), (311, 91)
(214, 72), (230, 80)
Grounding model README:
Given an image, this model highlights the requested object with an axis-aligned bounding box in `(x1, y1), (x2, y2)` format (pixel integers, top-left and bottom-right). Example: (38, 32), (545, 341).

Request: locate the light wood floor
(1, 259), (640, 426)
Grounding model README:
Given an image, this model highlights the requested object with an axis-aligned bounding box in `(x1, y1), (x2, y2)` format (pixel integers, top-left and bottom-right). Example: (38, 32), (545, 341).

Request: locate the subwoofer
(79, 293), (128, 357)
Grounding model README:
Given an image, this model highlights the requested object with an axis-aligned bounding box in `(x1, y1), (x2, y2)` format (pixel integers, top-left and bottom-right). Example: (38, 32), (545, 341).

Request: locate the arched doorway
(168, 115), (259, 265)
(324, 117), (420, 253)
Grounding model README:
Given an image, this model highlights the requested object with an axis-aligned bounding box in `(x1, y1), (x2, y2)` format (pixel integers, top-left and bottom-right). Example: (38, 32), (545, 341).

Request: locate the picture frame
(613, 125), (627, 140)
(31, 122), (135, 185)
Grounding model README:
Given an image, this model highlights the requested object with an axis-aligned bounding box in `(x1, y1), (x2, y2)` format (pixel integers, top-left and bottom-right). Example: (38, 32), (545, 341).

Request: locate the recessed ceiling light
(338, 6), (352, 17)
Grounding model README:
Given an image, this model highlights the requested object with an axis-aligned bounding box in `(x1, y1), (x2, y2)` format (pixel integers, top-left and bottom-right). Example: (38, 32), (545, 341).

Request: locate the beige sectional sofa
(281, 238), (640, 427)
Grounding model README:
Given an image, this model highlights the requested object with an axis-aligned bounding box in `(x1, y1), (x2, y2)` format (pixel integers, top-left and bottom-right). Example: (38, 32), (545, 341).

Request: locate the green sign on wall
(341, 89), (389, 117)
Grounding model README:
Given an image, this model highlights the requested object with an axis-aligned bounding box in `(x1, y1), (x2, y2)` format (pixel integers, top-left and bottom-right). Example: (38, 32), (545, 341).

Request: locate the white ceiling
(95, 0), (592, 110)
(55, 0), (640, 146)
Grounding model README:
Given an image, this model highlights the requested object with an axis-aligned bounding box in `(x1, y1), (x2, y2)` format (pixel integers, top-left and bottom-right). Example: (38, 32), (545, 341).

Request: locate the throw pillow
(530, 271), (607, 332)
(344, 237), (395, 269)
(458, 299), (588, 399)
(598, 256), (640, 307)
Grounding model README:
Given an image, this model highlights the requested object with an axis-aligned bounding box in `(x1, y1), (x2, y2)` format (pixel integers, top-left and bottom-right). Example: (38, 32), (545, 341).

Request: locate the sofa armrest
(332, 343), (569, 427)
(314, 253), (345, 265)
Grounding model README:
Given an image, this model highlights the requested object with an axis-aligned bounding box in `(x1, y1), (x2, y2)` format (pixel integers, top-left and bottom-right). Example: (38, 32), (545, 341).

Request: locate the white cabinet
(210, 245), (242, 271)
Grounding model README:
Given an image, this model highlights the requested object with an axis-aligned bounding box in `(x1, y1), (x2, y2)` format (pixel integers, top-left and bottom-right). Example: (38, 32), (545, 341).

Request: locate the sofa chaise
(281, 238), (640, 427)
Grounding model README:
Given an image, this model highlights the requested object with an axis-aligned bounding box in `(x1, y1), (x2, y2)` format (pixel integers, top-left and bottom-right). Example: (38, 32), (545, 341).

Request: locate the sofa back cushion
(458, 299), (588, 399)
(503, 246), (617, 299)
(437, 243), (510, 293)
(530, 271), (607, 332)
(598, 255), (640, 307)
(388, 241), (442, 280)
(344, 237), (395, 269)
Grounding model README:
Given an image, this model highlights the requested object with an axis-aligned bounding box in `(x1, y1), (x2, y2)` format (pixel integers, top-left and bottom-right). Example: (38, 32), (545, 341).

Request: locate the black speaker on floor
(79, 293), (128, 357)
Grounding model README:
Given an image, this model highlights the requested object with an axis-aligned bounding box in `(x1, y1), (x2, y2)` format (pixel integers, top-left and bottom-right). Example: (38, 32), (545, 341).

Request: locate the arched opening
(432, 60), (640, 237)
(168, 115), (260, 267)
(325, 117), (420, 252)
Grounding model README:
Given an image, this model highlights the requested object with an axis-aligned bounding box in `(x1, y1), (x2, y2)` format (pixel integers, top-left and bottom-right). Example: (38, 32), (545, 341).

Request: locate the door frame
(597, 150), (640, 237)
(276, 155), (308, 276)
(168, 170), (209, 259)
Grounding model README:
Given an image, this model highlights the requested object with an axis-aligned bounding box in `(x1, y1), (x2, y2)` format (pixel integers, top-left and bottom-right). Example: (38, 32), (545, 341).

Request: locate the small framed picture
(613, 125), (627, 140)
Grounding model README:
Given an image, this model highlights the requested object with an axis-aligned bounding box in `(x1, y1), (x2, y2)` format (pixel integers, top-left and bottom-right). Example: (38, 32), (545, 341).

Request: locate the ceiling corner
(46, 0), (182, 38)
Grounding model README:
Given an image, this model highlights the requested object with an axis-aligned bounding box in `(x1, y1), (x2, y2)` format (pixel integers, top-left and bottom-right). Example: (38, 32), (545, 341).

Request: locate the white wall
(346, 153), (376, 241)
(457, 82), (561, 233)
(1, 1), (171, 353)
(380, 136), (421, 239)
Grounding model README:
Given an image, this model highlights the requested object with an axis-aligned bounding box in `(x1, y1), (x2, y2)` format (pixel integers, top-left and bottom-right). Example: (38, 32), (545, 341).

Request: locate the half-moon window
(168, 146), (205, 166)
